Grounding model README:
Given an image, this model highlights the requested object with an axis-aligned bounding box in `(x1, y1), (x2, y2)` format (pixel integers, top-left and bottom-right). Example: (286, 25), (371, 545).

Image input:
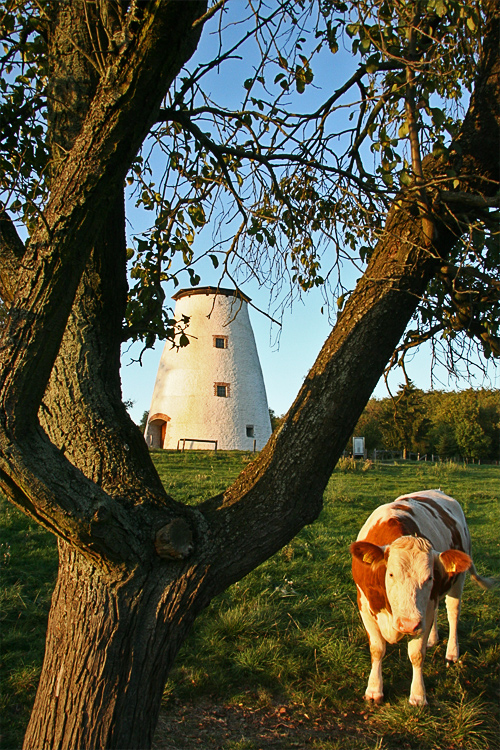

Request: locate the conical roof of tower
(172, 286), (251, 303)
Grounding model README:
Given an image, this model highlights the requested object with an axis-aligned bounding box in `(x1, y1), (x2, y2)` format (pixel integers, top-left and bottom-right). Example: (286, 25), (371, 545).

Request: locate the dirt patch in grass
(153, 698), (374, 749)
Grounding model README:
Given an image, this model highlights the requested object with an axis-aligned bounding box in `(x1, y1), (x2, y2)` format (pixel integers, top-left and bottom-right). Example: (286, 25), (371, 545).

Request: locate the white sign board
(353, 437), (365, 457)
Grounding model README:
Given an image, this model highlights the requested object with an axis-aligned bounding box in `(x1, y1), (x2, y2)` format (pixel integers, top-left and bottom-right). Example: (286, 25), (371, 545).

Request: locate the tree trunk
(23, 542), (209, 750)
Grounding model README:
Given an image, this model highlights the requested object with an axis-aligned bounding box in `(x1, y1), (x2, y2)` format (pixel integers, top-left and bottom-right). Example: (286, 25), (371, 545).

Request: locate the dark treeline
(346, 384), (499, 462)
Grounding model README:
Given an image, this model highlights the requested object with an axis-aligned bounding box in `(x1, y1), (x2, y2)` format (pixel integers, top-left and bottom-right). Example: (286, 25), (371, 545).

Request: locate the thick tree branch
(440, 191), (500, 210)
(199, 198), (447, 591)
(39, 6), (171, 507)
(0, 211), (26, 305)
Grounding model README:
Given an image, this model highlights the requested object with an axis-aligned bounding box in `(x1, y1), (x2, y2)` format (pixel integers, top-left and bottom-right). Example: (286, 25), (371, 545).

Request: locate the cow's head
(350, 536), (471, 636)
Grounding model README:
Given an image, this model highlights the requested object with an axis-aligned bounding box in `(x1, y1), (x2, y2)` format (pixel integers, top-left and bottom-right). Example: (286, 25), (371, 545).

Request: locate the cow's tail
(469, 562), (499, 591)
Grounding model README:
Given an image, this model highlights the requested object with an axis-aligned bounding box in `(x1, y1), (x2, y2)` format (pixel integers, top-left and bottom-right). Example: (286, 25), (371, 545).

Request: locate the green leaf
(431, 108), (446, 127)
(466, 16), (476, 32)
(399, 170), (412, 187)
(188, 269), (201, 287)
(435, 0), (447, 18)
(188, 204), (206, 228)
(398, 121), (410, 138)
(365, 59), (379, 74)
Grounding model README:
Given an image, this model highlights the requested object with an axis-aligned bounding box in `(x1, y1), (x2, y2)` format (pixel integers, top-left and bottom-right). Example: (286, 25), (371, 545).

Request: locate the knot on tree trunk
(155, 518), (193, 559)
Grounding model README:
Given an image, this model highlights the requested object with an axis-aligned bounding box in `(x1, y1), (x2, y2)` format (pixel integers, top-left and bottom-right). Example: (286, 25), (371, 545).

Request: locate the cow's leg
(408, 599), (436, 706)
(366, 631), (386, 703)
(407, 635), (428, 706)
(427, 607), (439, 648)
(359, 609), (386, 703)
(445, 573), (465, 664)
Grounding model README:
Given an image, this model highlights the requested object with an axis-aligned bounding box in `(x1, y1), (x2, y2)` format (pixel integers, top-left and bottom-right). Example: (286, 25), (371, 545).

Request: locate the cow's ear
(350, 541), (384, 566)
(438, 549), (472, 575)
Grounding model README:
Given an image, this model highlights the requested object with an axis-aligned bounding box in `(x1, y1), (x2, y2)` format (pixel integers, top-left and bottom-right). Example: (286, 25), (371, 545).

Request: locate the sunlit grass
(1, 456), (499, 749)
(160, 458), (499, 749)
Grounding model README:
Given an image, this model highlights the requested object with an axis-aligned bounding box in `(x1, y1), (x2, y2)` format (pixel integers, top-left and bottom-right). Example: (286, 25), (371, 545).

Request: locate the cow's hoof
(445, 658), (458, 668)
(409, 696), (428, 707)
(364, 693), (384, 705)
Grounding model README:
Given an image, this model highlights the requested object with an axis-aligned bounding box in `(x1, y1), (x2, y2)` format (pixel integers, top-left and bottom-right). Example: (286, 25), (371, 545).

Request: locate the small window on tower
(246, 425), (255, 438)
(214, 336), (228, 349)
(215, 382), (230, 397)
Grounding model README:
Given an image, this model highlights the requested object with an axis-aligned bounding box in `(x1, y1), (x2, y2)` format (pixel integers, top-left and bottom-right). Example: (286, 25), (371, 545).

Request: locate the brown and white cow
(350, 489), (493, 706)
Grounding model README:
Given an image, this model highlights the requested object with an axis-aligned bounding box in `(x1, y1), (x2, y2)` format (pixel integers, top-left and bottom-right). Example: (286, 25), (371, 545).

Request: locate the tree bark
(23, 542), (210, 750)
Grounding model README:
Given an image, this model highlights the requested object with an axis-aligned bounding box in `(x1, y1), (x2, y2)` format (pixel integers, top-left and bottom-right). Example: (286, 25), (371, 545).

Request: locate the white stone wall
(145, 290), (272, 451)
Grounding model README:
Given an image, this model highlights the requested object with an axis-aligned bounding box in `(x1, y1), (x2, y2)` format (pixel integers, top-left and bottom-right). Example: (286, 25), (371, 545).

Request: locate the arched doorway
(145, 413), (171, 449)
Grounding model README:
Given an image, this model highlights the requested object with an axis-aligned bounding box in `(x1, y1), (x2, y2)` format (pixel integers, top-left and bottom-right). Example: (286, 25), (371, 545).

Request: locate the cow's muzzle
(396, 617), (422, 635)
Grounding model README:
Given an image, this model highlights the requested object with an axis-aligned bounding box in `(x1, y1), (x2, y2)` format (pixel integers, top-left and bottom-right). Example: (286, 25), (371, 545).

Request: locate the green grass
(0, 500), (59, 748)
(1, 456), (499, 749)
(150, 448), (256, 503)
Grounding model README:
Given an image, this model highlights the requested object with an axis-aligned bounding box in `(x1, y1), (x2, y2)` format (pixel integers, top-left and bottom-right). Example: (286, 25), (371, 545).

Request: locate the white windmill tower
(144, 287), (272, 451)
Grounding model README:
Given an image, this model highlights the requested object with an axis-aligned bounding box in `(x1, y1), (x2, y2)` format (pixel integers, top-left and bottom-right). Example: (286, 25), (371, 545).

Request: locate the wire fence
(343, 449), (493, 464)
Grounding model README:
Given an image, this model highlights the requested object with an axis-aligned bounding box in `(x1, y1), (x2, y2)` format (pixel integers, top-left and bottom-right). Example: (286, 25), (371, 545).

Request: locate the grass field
(1, 454), (499, 749)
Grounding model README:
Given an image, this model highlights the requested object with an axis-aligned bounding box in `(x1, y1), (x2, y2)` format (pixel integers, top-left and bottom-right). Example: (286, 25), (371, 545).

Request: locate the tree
(427, 388), (496, 461)
(378, 381), (429, 456)
(430, 420), (459, 458)
(0, 1), (498, 748)
(475, 389), (500, 461)
(139, 409), (150, 434)
(269, 408), (284, 432)
(454, 399), (492, 460)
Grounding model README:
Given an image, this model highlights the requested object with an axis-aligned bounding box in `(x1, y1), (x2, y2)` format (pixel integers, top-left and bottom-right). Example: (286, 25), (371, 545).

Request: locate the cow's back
(357, 489), (471, 554)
